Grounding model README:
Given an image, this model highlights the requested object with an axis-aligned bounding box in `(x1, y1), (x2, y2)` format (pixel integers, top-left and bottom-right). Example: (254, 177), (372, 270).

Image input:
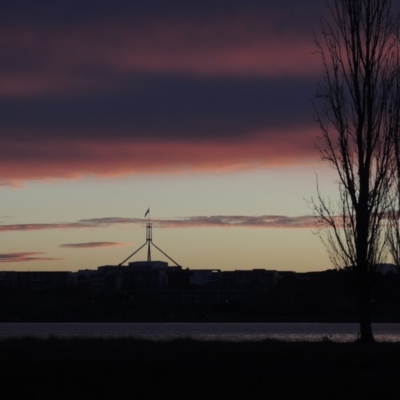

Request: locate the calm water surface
(0, 322), (400, 342)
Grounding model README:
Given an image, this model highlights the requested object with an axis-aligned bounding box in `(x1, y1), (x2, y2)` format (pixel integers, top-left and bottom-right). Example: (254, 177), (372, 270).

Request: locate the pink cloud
(0, 13), (321, 184)
(158, 215), (317, 229)
(102, 19), (319, 78)
(0, 127), (319, 184)
(60, 242), (130, 249)
(0, 214), (317, 233)
(0, 219), (136, 232)
(0, 14), (320, 98)
(0, 252), (62, 262)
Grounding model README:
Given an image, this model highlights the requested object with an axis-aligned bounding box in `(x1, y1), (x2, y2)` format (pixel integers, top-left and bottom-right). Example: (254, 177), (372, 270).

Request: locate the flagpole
(119, 207), (181, 267)
(146, 207), (151, 261)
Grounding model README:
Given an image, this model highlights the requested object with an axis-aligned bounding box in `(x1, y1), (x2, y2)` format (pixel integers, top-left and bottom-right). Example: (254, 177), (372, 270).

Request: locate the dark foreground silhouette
(1, 337), (399, 399)
(2, 270), (400, 322)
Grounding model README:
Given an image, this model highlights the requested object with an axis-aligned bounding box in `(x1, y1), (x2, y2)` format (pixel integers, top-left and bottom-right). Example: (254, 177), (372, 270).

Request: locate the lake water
(0, 322), (400, 342)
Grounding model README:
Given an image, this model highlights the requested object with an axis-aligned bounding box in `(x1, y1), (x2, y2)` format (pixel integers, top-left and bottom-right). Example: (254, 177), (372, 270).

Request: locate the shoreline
(1, 321), (400, 343)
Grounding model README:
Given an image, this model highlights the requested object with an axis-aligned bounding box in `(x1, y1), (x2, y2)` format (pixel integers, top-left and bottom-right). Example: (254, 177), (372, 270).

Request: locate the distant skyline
(0, 0), (339, 272)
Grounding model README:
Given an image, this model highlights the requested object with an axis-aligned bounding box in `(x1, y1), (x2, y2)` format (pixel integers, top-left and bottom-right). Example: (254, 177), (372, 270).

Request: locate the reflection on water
(0, 322), (400, 342)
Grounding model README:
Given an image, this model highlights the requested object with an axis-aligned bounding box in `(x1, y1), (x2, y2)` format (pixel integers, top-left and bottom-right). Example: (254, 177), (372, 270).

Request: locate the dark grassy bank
(1, 338), (400, 399)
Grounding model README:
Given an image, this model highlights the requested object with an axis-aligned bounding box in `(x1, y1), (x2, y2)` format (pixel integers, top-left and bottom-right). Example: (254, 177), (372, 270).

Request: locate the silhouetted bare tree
(386, 27), (400, 271)
(312, 0), (400, 343)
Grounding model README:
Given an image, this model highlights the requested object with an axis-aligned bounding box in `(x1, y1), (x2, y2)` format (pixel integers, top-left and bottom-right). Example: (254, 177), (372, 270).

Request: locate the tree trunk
(357, 277), (375, 344)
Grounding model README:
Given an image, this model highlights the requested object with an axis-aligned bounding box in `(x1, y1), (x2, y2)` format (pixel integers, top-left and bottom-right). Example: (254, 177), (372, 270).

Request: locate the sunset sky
(0, 0), (340, 272)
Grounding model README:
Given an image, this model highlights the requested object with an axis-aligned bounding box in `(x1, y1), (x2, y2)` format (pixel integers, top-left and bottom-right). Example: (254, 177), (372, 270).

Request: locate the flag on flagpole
(145, 208), (150, 217)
